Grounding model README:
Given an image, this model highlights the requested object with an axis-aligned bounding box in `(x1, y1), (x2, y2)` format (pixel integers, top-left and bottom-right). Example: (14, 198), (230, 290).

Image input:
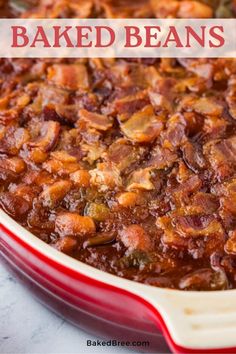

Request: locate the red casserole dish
(1, 210), (236, 353)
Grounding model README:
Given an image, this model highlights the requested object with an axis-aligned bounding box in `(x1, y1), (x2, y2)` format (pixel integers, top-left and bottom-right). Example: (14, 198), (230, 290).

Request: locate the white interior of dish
(1, 209), (236, 351)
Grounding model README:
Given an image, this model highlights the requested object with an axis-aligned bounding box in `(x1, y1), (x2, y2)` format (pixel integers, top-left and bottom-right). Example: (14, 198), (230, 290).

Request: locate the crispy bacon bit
(173, 215), (224, 238)
(147, 145), (178, 170)
(89, 163), (122, 191)
(225, 231), (236, 255)
(55, 212), (96, 238)
(79, 109), (113, 131)
(190, 63), (214, 80)
(119, 225), (152, 251)
(179, 95), (224, 117)
(157, 216), (188, 248)
(82, 142), (105, 165)
(173, 175), (202, 206)
(220, 192), (236, 216)
(204, 138), (236, 180)
(227, 76), (236, 119)
(39, 180), (72, 208)
(121, 105), (163, 143)
(0, 127), (30, 155)
(148, 90), (172, 114)
(40, 85), (70, 106)
(106, 138), (144, 172)
(163, 114), (187, 149)
(182, 141), (206, 173)
(127, 168), (154, 191)
(113, 90), (150, 120)
(48, 64), (89, 91)
(192, 97), (224, 116)
(43, 150), (81, 176)
(192, 193), (220, 214)
(28, 121), (60, 152)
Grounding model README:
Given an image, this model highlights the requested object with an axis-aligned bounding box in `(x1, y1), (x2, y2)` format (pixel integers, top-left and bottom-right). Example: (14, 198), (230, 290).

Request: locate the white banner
(0, 19), (235, 58)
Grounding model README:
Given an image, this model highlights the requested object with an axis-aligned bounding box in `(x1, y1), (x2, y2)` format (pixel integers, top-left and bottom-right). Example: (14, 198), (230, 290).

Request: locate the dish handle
(129, 284), (236, 353)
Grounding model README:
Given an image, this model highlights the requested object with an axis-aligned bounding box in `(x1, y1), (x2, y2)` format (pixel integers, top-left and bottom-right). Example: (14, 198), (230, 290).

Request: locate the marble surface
(0, 262), (133, 354)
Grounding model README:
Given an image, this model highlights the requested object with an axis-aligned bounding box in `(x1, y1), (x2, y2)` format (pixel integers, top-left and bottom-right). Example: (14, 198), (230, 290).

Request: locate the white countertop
(0, 262), (133, 354)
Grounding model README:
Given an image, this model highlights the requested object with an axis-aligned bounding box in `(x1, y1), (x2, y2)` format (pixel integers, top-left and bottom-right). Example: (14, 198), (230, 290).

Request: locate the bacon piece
(227, 75), (236, 119)
(190, 62), (214, 81)
(193, 97), (224, 116)
(148, 91), (173, 114)
(113, 90), (150, 121)
(204, 137), (236, 181)
(79, 109), (113, 131)
(121, 105), (163, 143)
(163, 114), (187, 150)
(106, 138), (145, 172)
(28, 121), (60, 152)
(221, 192), (236, 216)
(192, 193), (220, 214)
(48, 64), (89, 91)
(82, 142), (105, 165)
(147, 145), (178, 170)
(119, 225), (152, 251)
(157, 216), (188, 248)
(173, 215), (224, 238)
(173, 175), (202, 207)
(127, 168), (155, 191)
(40, 84), (70, 106)
(89, 163), (122, 192)
(43, 152), (81, 176)
(55, 212), (96, 238)
(182, 141), (206, 173)
(203, 116), (227, 138)
(179, 95), (224, 117)
(0, 127), (30, 155)
(225, 231), (236, 255)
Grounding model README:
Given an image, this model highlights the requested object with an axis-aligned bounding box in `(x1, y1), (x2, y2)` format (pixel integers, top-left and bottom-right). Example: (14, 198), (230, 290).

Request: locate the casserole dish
(1, 209), (236, 354)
